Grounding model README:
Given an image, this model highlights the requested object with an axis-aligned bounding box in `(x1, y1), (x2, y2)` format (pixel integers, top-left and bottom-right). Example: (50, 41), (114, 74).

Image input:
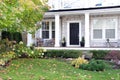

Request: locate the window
(93, 29), (102, 39)
(92, 17), (117, 40)
(42, 21), (55, 39)
(92, 19), (103, 39)
(105, 29), (115, 38)
(42, 22), (49, 39)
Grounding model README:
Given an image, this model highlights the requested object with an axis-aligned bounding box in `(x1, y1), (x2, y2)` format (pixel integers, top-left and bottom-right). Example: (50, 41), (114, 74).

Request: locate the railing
(36, 38), (55, 47)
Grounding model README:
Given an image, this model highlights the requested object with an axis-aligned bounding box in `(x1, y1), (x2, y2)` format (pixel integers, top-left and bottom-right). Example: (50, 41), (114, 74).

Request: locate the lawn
(0, 59), (120, 80)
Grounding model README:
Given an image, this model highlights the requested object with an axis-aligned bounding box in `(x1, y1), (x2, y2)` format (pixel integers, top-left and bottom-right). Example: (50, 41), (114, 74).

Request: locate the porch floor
(36, 47), (120, 50)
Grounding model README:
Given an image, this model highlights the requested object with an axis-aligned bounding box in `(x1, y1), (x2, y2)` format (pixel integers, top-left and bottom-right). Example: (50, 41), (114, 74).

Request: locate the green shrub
(0, 51), (16, 59)
(71, 57), (88, 68)
(0, 39), (15, 53)
(80, 59), (110, 71)
(90, 50), (109, 59)
(44, 50), (82, 58)
(14, 42), (45, 58)
(0, 51), (16, 67)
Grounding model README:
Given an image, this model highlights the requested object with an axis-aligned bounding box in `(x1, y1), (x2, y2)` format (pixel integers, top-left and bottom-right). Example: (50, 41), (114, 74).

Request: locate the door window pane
(93, 29), (102, 39)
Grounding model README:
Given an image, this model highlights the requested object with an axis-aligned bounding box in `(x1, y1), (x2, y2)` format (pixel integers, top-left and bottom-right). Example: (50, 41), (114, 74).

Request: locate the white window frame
(41, 21), (50, 39)
(91, 16), (118, 41)
(40, 20), (55, 40)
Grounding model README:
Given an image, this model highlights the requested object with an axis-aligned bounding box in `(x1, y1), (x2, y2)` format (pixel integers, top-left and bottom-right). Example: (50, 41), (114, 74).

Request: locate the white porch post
(55, 14), (60, 47)
(85, 13), (90, 47)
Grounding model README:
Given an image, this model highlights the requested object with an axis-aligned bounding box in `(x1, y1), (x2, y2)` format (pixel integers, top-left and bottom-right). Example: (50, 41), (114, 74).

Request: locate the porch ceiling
(44, 6), (120, 17)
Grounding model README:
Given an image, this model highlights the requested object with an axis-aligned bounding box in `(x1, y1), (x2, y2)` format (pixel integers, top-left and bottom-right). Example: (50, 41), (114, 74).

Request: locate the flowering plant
(71, 57), (88, 68)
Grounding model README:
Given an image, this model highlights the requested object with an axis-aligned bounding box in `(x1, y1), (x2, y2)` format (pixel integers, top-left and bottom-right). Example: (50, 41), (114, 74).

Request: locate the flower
(0, 59), (5, 66)
(19, 41), (23, 44)
(31, 51), (34, 54)
(43, 49), (47, 52)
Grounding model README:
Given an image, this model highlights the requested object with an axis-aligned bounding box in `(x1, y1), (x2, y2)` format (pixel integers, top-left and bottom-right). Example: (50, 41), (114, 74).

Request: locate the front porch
(34, 6), (120, 48)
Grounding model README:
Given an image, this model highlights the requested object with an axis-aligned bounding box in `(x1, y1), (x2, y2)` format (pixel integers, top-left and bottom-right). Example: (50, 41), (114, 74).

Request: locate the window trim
(91, 17), (118, 41)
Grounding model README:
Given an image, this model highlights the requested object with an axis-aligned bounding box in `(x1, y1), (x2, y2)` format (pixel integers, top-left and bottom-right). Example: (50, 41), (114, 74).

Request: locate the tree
(0, 0), (49, 33)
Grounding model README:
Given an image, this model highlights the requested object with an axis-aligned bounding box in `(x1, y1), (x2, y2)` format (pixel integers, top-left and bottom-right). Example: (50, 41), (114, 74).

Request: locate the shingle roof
(48, 5), (120, 12)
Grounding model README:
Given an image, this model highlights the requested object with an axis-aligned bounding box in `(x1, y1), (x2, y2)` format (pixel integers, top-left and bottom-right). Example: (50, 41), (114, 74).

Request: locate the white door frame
(67, 21), (81, 47)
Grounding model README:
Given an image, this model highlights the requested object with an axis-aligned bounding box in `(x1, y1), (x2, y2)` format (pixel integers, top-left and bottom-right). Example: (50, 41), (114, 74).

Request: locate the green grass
(0, 59), (120, 80)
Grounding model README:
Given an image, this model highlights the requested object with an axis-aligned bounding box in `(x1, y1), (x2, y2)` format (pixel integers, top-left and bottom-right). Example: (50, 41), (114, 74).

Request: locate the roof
(48, 5), (120, 12)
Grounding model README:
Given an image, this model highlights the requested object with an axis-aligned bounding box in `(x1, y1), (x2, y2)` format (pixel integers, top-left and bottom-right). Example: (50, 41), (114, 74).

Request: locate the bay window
(92, 17), (117, 40)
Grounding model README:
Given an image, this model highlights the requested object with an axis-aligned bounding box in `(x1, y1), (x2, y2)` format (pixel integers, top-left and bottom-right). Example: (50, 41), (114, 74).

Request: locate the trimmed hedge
(44, 50), (82, 58)
(90, 50), (109, 59)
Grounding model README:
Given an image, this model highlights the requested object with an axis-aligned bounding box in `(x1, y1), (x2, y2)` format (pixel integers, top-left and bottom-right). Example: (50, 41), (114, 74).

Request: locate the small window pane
(42, 31), (49, 39)
(105, 29), (115, 39)
(105, 19), (116, 29)
(52, 22), (55, 38)
(93, 29), (102, 39)
(42, 22), (49, 30)
(52, 22), (55, 30)
(93, 19), (103, 29)
(52, 31), (55, 38)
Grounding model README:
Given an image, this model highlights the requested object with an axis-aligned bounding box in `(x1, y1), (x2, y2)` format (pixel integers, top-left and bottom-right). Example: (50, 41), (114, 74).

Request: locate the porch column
(55, 14), (60, 47)
(85, 13), (90, 47)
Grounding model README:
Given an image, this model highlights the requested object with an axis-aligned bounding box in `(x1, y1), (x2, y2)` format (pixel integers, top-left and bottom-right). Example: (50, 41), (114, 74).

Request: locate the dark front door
(70, 23), (79, 45)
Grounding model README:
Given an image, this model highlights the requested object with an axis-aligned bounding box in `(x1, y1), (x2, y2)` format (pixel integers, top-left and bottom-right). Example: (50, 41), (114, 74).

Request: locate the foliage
(0, 59), (5, 66)
(0, 51), (16, 59)
(0, 40), (45, 67)
(0, 39), (45, 59)
(71, 57), (88, 68)
(0, 0), (48, 33)
(44, 50), (82, 58)
(0, 39), (15, 53)
(61, 37), (66, 43)
(90, 50), (109, 59)
(2, 31), (22, 43)
(14, 42), (45, 58)
(80, 36), (85, 43)
(105, 50), (120, 60)
(0, 51), (16, 67)
(80, 59), (111, 71)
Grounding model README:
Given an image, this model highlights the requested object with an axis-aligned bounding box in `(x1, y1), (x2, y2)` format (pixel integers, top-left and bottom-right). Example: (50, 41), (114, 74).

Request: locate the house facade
(35, 1), (120, 48)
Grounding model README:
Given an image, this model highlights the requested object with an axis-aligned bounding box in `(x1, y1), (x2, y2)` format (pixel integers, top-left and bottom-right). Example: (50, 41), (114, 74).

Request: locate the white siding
(48, 0), (120, 10)
(61, 15), (85, 40)
(61, 14), (120, 47)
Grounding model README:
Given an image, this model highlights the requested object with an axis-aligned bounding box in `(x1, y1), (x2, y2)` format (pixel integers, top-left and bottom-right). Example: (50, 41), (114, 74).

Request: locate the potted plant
(61, 37), (66, 47)
(80, 36), (85, 47)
